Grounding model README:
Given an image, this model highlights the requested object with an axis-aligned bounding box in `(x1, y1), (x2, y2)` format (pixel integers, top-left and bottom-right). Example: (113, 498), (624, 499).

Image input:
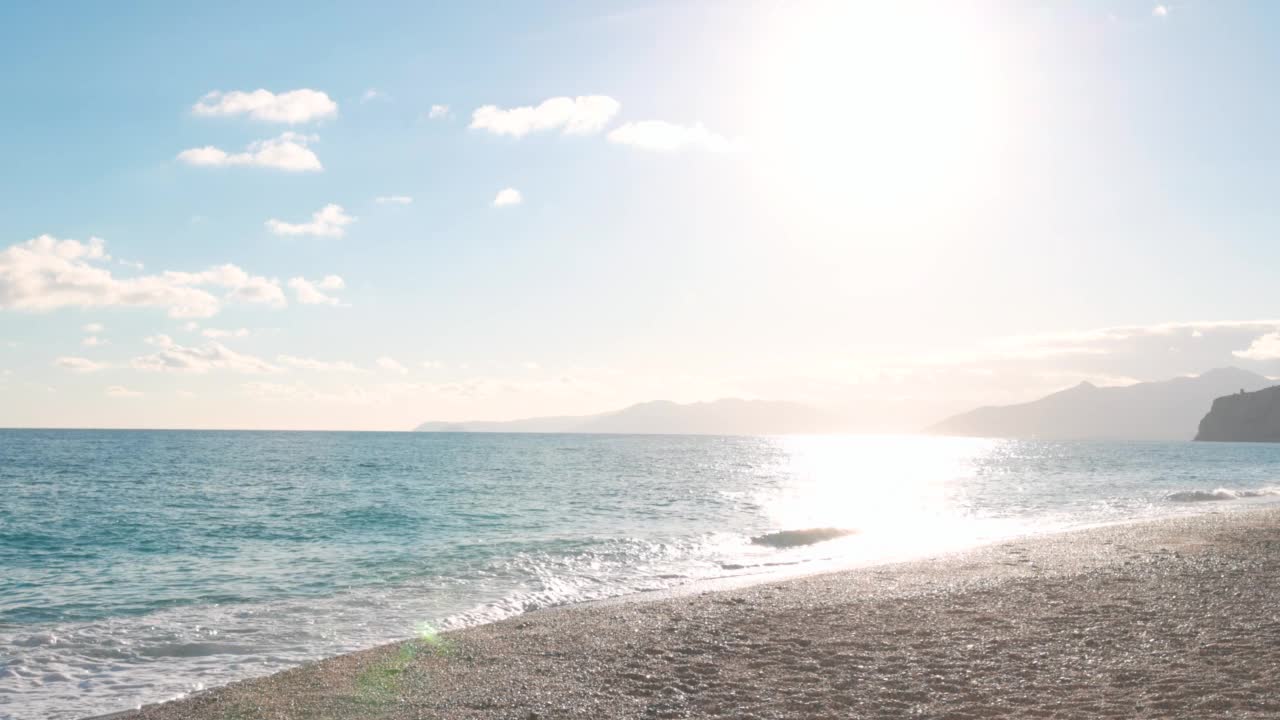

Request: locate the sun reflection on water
(759, 435), (1018, 560)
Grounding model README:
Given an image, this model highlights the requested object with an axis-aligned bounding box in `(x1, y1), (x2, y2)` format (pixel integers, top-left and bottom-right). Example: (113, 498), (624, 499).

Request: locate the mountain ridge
(415, 398), (847, 436)
(928, 367), (1273, 441)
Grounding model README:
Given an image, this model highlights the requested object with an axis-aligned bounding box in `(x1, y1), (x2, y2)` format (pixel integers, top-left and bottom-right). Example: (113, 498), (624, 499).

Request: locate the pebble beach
(109, 507), (1280, 719)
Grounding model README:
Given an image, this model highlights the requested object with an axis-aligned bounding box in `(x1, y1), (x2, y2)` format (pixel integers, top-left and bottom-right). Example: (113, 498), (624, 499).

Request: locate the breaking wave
(1165, 486), (1280, 503)
(750, 527), (859, 548)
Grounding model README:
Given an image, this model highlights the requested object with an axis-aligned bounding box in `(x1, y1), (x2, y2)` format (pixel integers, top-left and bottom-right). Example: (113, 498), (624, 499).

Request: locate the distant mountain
(415, 398), (847, 436)
(927, 367), (1273, 441)
(1195, 385), (1280, 442)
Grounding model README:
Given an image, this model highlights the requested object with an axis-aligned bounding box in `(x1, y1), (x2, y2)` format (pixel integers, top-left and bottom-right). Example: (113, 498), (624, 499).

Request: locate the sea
(3, 430), (1280, 720)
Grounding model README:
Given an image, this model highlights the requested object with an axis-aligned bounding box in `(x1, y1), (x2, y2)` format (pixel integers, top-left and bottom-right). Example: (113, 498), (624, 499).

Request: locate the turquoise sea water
(3, 430), (1280, 719)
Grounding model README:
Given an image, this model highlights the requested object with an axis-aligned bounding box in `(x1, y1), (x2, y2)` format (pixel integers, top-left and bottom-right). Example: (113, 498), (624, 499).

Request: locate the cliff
(1195, 385), (1280, 442)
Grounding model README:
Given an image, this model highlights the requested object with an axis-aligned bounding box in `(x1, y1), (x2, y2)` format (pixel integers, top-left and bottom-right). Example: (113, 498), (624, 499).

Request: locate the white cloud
(162, 264), (287, 309)
(202, 327), (249, 339)
(105, 385), (142, 398)
(193, 89), (337, 124)
(375, 195), (413, 205)
(428, 104), (450, 119)
(492, 188), (522, 207)
(277, 355), (366, 373)
(469, 95), (620, 137)
(178, 132), (323, 172)
(1152, 5), (1169, 17)
(376, 356), (409, 375)
(83, 322), (104, 333)
(266, 204), (355, 237)
(55, 356), (107, 373)
(132, 334), (281, 374)
(0, 235), (283, 318)
(82, 336), (107, 347)
(422, 360), (444, 370)
(360, 88), (384, 103)
(288, 275), (345, 305)
(607, 121), (734, 152)
(1233, 332), (1280, 361)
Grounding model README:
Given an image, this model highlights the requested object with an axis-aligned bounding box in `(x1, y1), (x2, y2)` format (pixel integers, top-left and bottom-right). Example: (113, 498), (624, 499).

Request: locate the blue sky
(3, 1), (1280, 429)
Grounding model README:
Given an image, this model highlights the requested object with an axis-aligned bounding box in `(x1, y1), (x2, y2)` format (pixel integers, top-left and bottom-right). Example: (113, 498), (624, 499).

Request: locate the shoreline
(98, 506), (1280, 719)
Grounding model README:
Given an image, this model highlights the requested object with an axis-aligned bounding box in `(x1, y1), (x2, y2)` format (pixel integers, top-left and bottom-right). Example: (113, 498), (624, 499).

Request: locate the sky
(3, 0), (1280, 430)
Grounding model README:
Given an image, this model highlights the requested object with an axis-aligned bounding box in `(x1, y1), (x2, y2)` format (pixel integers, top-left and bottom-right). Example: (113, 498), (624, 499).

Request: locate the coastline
(100, 506), (1280, 719)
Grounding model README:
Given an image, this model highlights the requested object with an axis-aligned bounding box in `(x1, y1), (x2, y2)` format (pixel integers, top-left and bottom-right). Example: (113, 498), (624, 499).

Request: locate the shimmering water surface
(3, 430), (1280, 720)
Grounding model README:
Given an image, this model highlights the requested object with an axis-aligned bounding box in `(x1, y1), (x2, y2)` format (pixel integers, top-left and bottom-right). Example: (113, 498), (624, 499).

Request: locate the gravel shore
(115, 507), (1280, 719)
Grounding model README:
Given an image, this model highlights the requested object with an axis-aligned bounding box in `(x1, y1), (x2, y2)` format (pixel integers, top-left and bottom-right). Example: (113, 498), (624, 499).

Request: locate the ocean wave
(1165, 487), (1280, 503)
(750, 527), (859, 548)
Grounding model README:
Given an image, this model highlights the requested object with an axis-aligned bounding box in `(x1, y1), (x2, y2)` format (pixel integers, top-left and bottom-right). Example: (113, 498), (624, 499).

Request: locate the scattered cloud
(360, 88), (385, 103)
(266, 204), (355, 237)
(202, 327), (250, 339)
(1152, 5), (1169, 17)
(82, 336), (107, 347)
(470, 95), (620, 137)
(376, 356), (409, 375)
(375, 195), (413, 205)
(132, 334), (281, 374)
(55, 356), (107, 373)
(178, 132), (323, 172)
(105, 385), (142, 398)
(277, 355), (366, 373)
(422, 360), (444, 370)
(607, 121), (734, 152)
(0, 235), (283, 318)
(428, 104), (450, 119)
(1233, 332), (1280, 361)
(492, 188), (522, 207)
(193, 89), (338, 124)
(288, 275), (345, 305)
(83, 323), (104, 333)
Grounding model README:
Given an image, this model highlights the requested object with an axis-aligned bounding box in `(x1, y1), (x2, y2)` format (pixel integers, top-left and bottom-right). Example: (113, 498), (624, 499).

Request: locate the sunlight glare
(750, 2), (1010, 226)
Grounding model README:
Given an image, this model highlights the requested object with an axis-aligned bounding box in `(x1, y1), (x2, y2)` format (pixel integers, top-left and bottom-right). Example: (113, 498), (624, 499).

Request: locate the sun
(747, 2), (1010, 226)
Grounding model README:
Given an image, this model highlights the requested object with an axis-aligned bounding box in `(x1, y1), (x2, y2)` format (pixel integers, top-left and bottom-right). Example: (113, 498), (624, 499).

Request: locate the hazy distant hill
(415, 398), (847, 436)
(928, 367), (1273, 441)
(1195, 385), (1280, 442)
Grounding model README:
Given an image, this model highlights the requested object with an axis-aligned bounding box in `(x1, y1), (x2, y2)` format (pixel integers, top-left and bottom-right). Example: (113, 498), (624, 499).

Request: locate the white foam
(1165, 486), (1280, 503)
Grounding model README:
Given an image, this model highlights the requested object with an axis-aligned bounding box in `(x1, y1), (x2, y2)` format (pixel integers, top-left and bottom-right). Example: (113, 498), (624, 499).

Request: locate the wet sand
(114, 507), (1280, 719)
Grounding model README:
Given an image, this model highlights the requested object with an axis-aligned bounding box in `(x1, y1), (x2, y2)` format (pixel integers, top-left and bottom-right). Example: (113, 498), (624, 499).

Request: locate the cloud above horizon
(0, 235), (286, 318)
(607, 121), (734, 152)
(288, 275), (345, 305)
(1233, 331), (1280, 361)
(193, 89), (338, 124)
(132, 334), (281, 374)
(277, 355), (366, 373)
(376, 356), (409, 375)
(470, 95), (620, 137)
(55, 356), (107, 373)
(266, 204), (355, 237)
(492, 188), (522, 207)
(177, 132), (323, 172)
